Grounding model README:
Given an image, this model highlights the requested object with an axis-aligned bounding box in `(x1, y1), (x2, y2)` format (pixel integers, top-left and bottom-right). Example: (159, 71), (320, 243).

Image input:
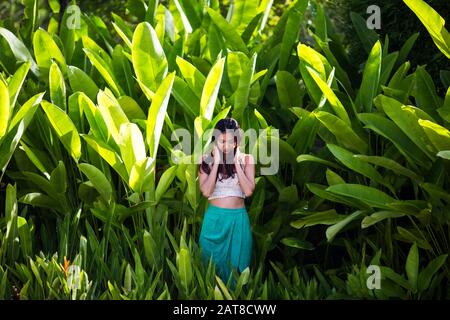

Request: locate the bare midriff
(209, 196), (245, 209)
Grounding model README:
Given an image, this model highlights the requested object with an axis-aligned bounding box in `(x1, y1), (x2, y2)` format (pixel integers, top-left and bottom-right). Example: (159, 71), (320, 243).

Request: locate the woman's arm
(198, 156), (219, 198)
(235, 153), (256, 197)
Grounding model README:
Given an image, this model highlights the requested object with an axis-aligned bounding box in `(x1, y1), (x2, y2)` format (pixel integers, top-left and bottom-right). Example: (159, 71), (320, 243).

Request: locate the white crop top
(208, 167), (246, 200)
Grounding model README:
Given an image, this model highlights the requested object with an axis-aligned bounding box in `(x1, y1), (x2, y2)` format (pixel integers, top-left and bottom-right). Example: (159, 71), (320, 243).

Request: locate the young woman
(197, 118), (255, 288)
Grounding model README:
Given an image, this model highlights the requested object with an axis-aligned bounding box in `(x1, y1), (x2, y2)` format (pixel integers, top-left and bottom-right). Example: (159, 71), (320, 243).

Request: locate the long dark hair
(199, 117), (242, 182)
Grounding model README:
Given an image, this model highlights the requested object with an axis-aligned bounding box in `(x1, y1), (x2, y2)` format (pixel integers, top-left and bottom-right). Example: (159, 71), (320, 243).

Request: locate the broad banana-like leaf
(279, 0), (308, 70)
(207, 8), (248, 54)
(418, 119), (450, 151)
(147, 72), (175, 159)
(119, 123), (146, 176)
(132, 22), (168, 94)
(201, 57), (225, 121)
(33, 28), (67, 77)
(233, 53), (257, 121)
(0, 27), (39, 76)
(8, 61), (31, 112)
(327, 183), (396, 209)
(41, 101), (81, 162)
(155, 165), (178, 203)
(83, 48), (124, 97)
(315, 111), (367, 154)
(81, 134), (128, 182)
(357, 41), (382, 113)
(68, 66), (99, 101)
(306, 66), (351, 126)
(79, 163), (114, 204)
(97, 90), (129, 146)
(49, 62), (67, 111)
(230, 0), (258, 34)
(403, 0), (450, 59)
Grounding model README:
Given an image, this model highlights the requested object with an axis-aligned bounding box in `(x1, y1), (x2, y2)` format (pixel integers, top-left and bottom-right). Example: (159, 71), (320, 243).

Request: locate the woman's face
(216, 132), (236, 155)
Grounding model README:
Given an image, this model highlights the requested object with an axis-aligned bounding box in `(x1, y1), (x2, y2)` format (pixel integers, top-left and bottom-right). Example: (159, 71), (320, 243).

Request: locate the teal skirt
(199, 203), (253, 288)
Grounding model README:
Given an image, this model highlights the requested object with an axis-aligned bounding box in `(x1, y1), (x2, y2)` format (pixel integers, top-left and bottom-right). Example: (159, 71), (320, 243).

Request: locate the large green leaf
(327, 144), (389, 189)
(0, 120), (25, 173)
(275, 71), (303, 109)
(78, 93), (110, 145)
(200, 57), (225, 121)
(291, 209), (345, 229)
(279, 0), (308, 70)
(0, 79), (9, 139)
(418, 119), (450, 151)
(33, 28), (67, 78)
(315, 111), (367, 154)
(41, 101), (81, 162)
(437, 150), (450, 160)
(83, 48), (124, 98)
(288, 108), (319, 154)
(297, 44), (329, 106)
(81, 36), (112, 66)
(306, 66), (351, 126)
(155, 165), (178, 203)
(406, 242), (419, 292)
(176, 56), (205, 99)
(326, 184), (396, 209)
(97, 90), (129, 146)
(415, 66), (442, 112)
(17, 216), (32, 258)
(361, 211), (405, 229)
(172, 0), (193, 34)
(375, 95), (435, 158)
(119, 122), (146, 177)
(403, 0), (450, 59)
(418, 254), (448, 291)
(227, 51), (249, 92)
(358, 113), (430, 168)
(230, 0), (258, 34)
(326, 210), (364, 242)
(0, 27), (39, 76)
(306, 183), (370, 209)
(0, 93), (42, 174)
(296, 154), (342, 170)
(49, 62), (67, 111)
(8, 61), (31, 112)
(147, 72), (175, 159)
(172, 76), (198, 118)
(132, 22), (168, 94)
(81, 134), (128, 182)
(112, 13), (133, 49)
(117, 96), (146, 120)
(233, 53), (257, 121)
(207, 8), (248, 54)
(358, 41), (382, 113)
(79, 163), (114, 204)
(353, 155), (423, 183)
(67, 66), (99, 102)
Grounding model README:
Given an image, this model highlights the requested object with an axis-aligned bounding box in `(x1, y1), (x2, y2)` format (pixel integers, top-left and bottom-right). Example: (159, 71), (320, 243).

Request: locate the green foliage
(0, 0), (449, 300)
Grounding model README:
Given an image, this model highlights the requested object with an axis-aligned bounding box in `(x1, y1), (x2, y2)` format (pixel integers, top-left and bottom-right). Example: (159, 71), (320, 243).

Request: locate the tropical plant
(0, 0), (449, 300)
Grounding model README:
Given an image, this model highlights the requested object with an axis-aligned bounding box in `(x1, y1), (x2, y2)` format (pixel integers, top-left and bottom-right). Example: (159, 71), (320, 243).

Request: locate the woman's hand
(234, 146), (244, 167)
(212, 144), (221, 165)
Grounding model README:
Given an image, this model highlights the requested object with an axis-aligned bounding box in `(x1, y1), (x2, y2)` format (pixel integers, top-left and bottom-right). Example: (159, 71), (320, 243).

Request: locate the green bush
(0, 0), (449, 299)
